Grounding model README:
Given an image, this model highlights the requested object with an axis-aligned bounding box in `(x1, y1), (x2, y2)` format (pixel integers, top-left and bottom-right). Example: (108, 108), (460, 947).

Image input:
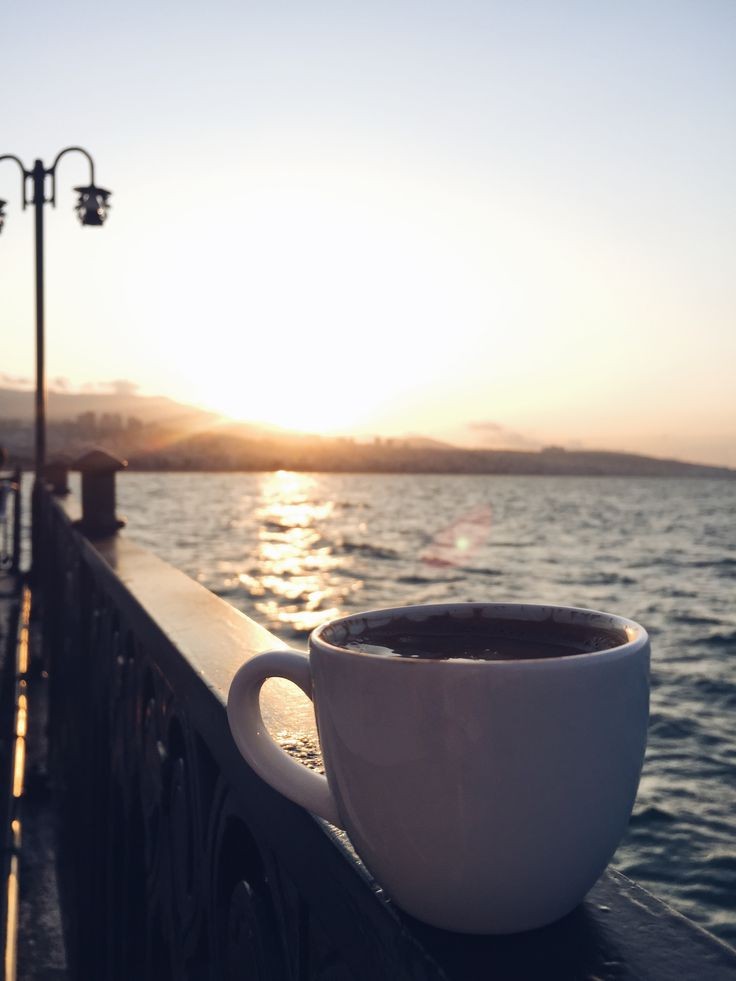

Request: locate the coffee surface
(341, 612), (626, 661)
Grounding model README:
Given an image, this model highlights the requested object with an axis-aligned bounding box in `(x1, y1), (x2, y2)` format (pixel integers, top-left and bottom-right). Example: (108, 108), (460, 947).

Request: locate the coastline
(9, 447), (736, 479)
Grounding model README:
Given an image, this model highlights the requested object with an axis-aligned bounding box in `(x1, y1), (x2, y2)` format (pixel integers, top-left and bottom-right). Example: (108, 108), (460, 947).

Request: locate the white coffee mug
(227, 603), (650, 934)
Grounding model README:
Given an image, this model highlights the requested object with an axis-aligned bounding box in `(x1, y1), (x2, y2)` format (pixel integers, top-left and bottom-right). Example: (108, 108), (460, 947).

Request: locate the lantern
(74, 184), (112, 226)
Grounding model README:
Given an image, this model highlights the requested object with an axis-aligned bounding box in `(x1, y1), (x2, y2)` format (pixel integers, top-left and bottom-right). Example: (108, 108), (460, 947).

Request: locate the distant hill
(401, 435), (457, 450)
(0, 386), (220, 427)
(127, 434), (736, 478)
(1, 386), (733, 477)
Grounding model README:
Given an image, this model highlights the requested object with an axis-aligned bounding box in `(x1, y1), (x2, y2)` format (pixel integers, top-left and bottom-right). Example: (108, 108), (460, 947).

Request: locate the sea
(111, 471), (736, 946)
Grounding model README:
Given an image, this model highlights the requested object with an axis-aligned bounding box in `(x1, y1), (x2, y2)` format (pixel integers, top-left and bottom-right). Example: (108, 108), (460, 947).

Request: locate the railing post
(44, 456), (71, 496)
(73, 449), (126, 538)
(11, 468), (21, 573)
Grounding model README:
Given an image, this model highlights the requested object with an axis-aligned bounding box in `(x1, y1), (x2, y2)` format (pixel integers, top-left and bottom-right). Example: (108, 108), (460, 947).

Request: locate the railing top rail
(57, 491), (319, 760)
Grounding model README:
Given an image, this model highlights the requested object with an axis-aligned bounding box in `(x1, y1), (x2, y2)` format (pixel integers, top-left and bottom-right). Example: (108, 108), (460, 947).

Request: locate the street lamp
(0, 147), (112, 480)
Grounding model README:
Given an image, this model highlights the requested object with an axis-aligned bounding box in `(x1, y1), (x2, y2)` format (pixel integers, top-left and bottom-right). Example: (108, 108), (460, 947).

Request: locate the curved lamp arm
(48, 146), (96, 207)
(0, 154), (30, 208)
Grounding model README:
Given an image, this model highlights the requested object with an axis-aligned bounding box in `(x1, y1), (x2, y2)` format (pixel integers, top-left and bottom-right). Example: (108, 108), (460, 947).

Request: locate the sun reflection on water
(249, 471), (359, 637)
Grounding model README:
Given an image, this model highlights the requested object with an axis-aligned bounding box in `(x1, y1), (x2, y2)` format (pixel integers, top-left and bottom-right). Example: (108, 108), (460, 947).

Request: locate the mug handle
(227, 649), (342, 827)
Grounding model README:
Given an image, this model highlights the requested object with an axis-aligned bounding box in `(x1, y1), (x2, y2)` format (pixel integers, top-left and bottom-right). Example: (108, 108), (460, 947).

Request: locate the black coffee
(339, 611), (627, 661)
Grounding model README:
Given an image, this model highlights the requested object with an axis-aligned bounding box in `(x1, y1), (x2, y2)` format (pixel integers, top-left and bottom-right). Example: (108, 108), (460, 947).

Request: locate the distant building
(76, 411), (97, 436)
(100, 413), (123, 433)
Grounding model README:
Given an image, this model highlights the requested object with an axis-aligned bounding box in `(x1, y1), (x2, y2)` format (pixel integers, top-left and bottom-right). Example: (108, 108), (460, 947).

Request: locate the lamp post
(0, 147), (111, 481)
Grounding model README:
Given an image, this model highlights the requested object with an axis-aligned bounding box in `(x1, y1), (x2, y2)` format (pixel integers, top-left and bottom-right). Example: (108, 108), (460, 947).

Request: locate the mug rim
(310, 601), (649, 667)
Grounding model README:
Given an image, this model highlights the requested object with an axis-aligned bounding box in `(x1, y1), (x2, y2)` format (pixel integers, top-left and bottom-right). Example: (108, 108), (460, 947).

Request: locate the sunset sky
(1, 2), (735, 465)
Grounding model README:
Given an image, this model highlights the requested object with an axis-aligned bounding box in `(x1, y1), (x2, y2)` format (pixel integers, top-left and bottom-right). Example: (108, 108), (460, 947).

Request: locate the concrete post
(73, 449), (127, 538)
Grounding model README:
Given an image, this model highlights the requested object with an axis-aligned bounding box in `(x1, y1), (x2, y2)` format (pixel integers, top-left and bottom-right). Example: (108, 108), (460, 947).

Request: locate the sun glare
(168, 167), (491, 436)
(197, 375), (366, 434)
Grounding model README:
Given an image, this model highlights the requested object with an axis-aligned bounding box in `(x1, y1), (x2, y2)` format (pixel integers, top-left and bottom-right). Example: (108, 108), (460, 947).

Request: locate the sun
(203, 384), (356, 434)
(163, 169), (488, 437)
(189, 342), (386, 434)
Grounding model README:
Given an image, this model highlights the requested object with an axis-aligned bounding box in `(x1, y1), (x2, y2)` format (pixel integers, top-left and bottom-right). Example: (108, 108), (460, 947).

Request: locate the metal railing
(31, 466), (736, 980)
(34, 478), (446, 980)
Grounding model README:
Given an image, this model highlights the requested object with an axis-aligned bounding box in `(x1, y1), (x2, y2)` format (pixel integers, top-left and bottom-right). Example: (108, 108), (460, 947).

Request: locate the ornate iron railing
(33, 474), (736, 980)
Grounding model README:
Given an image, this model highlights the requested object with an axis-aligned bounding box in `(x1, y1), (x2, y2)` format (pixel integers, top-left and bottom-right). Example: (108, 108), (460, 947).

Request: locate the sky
(1, 1), (735, 465)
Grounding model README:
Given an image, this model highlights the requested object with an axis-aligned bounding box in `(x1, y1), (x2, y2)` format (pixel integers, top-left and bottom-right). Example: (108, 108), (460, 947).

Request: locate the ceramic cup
(227, 602), (650, 934)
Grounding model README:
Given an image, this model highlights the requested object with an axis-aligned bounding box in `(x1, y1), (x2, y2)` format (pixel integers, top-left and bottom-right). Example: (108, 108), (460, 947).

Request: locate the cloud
(107, 379), (139, 396)
(0, 373), (33, 389)
(77, 379), (140, 395)
(468, 421), (508, 435)
(3, 375), (142, 397)
(466, 420), (540, 450)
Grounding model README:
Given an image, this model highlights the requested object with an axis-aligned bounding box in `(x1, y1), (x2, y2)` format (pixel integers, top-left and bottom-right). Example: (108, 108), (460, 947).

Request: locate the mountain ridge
(1, 386), (733, 476)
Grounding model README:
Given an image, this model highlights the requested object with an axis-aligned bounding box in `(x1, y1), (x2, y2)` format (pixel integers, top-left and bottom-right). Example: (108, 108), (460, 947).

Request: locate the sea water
(110, 471), (736, 944)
